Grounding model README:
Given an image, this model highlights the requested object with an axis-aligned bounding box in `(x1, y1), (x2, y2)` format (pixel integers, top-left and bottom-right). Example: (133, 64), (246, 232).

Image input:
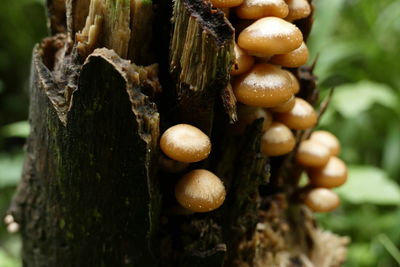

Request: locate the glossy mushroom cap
(175, 169), (226, 212)
(238, 17), (303, 57)
(236, 0), (289, 19)
(310, 130), (341, 156)
(211, 0), (244, 8)
(231, 43), (255, 76)
(233, 63), (294, 107)
(160, 124), (211, 163)
(285, 70), (300, 94)
(269, 42), (309, 68)
(275, 97), (317, 129)
(285, 0), (312, 22)
(304, 188), (340, 212)
(261, 122), (295, 156)
(233, 105), (273, 133)
(296, 139), (331, 167)
(308, 156), (348, 188)
(270, 95), (295, 113)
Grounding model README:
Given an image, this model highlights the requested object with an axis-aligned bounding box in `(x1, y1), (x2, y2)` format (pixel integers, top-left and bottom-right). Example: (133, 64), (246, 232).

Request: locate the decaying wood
(10, 0), (348, 266)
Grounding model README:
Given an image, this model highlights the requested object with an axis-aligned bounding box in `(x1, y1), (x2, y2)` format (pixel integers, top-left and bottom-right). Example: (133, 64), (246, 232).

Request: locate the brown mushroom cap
(236, 0), (289, 20)
(261, 122), (295, 156)
(285, 0), (312, 22)
(211, 0), (244, 8)
(175, 169), (226, 212)
(231, 43), (255, 76)
(270, 95), (295, 113)
(238, 17), (303, 57)
(275, 97), (317, 129)
(233, 105), (273, 133)
(304, 188), (340, 212)
(160, 124), (211, 163)
(269, 42), (309, 68)
(308, 156), (348, 188)
(233, 63), (294, 107)
(296, 139), (331, 167)
(310, 130), (341, 156)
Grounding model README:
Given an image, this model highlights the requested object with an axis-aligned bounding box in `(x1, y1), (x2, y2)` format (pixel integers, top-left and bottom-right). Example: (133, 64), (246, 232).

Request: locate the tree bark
(9, 0), (349, 266)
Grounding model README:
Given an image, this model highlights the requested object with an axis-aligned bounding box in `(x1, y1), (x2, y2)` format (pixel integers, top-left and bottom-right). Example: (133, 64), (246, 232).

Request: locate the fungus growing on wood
(270, 95), (295, 113)
(275, 97), (317, 129)
(310, 130), (341, 156)
(308, 156), (348, 188)
(270, 42), (309, 68)
(238, 17), (303, 57)
(231, 43), (255, 76)
(211, 0), (244, 8)
(233, 63), (294, 107)
(285, 0), (312, 22)
(236, 0), (289, 19)
(304, 188), (340, 212)
(233, 105), (273, 133)
(160, 124), (211, 163)
(296, 139), (330, 167)
(175, 169), (226, 212)
(261, 122), (295, 156)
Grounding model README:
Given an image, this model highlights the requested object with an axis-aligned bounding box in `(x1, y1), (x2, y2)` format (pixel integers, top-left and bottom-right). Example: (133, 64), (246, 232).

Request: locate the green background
(0, 0), (399, 266)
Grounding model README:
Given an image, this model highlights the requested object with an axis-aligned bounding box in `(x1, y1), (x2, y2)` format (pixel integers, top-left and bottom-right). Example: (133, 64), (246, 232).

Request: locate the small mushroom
(232, 105), (273, 133)
(261, 122), (295, 156)
(310, 130), (341, 156)
(285, 0), (312, 22)
(236, 0), (289, 20)
(238, 17), (303, 57)
(308, 156), (348, 188)
(304, 188), (340, 212)
(269, 95), (295, 113)
(275, 97), (317, 130)
(233, 63), (294, 107)
(160, 124), (211, 163)
(231, 43), (255, 76)
(296, 139), (330, 167)
(269, 42), (309, 68)
(211, 0), (244, 8)
(175, 169), (226, 212)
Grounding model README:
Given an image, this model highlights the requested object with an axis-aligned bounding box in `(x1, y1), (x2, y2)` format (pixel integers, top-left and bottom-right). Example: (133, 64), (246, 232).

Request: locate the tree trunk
(9, 0), (349, 266)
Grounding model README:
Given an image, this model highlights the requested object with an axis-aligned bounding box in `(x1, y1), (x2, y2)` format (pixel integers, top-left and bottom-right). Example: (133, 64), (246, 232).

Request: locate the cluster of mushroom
(160, 124), (226, 213)
(219, 0), (314, 157)
(296, 130), (348, 212)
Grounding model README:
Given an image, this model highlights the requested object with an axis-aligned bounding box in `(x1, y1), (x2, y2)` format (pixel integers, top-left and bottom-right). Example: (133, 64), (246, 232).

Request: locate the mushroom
(261, 122), (295, 156)
(296, 139), (330, 167)
(160, 124), (211, 163)
(285, 0), (311, 22)
(236, 0), (289, 20)
(175, 169), (226, 212)
(237, 17), (303, 57)
(269, 42), (309, 68)
(275, 97), (317, 129)
(310, 130), (341, 156)
(308, 156), (348, 188)
(232, 63), (294, 107)
(304, 188), (340, 212)
(232, 105), (273, 133)
(269, 95), (295, 113)
(231, 43), (255, 76)
(285, 70), (300, 94)
(211, 0), (244, 8)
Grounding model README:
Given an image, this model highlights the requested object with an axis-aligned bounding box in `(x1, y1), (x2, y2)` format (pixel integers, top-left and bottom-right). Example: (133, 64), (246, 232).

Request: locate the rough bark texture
(9, 0), (349, 266)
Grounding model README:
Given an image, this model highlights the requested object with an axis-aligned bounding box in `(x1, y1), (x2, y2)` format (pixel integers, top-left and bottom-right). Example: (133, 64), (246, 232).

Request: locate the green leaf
(332, 81), (398, 118)
(0, 121), (30, 138)
(336, 165), (400, 205)
(0, 153), (24, 187)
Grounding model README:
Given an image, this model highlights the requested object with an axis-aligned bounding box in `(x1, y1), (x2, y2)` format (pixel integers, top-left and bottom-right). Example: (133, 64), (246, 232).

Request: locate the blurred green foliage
(0, 0), (399, 266)
(309, 0), (400, 266)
